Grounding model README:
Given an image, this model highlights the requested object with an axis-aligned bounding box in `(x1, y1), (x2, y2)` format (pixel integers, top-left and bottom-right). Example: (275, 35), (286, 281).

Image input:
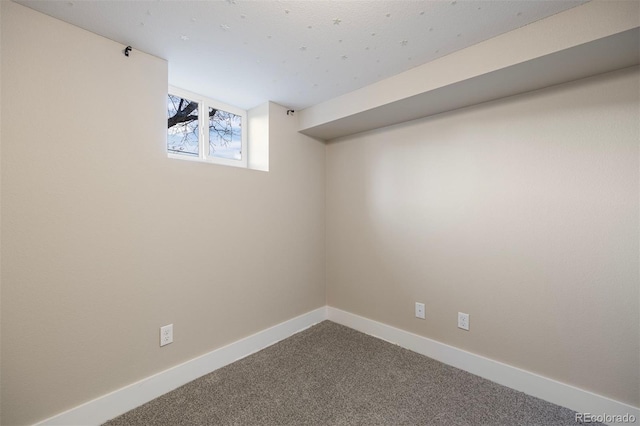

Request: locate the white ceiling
(16, 0), (588, 110)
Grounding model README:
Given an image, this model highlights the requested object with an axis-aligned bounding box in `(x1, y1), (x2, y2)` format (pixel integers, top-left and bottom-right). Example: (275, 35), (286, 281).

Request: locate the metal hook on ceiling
(124, 46), (132, 57)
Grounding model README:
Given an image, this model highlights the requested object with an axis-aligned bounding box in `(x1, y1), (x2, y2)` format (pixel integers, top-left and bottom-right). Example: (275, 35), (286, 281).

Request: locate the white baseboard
(35, 306), (638, 426)
(327, 306), (639, 425)
(35, 307), (328, 426)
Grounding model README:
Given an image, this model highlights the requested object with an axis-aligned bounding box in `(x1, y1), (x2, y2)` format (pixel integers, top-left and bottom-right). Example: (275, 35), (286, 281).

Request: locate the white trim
(35, 307), (328, 426)
(167, 85), (248, 168)
(34, 306), (638, 426)
(327, 307), (639, 425)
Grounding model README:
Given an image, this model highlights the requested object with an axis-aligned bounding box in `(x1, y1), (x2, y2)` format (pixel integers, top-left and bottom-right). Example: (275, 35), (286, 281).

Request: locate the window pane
(167, 94), (199, 156)
(209, 107), (242, 161)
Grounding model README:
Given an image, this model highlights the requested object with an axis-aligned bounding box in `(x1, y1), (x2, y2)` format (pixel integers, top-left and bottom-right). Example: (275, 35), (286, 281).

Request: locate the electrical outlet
(458, 312), (469, 331)
(160, 324), (173, 346)
(415, 302), (425, 319)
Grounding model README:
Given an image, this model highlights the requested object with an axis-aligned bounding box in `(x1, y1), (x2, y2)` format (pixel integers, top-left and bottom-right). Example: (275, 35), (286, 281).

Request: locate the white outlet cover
(415, 302), (425, 320)
(160, 324), (173, 346)
(458, 312), (469, 331)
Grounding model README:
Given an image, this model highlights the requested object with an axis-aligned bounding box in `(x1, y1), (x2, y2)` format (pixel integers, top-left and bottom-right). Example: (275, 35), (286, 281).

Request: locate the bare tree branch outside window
(207, 107), (242, 159)
(167, 94), (242, 160)
(167, 94), (199, 156)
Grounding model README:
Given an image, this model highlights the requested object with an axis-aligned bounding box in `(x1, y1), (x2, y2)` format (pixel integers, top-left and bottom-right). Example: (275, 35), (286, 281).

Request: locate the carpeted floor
(104, 321), (598, 425)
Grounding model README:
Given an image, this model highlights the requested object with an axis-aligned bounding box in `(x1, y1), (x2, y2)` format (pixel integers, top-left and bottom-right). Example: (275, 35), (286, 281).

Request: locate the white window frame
(167, 85), (248, 168)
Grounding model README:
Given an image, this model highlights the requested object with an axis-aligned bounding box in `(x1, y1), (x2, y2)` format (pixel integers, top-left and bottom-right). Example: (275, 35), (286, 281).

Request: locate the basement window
(167, 86), (248, 168)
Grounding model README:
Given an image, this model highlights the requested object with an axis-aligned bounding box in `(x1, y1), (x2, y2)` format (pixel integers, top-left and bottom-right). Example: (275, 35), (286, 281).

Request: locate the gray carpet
(104, 321), (598, 425)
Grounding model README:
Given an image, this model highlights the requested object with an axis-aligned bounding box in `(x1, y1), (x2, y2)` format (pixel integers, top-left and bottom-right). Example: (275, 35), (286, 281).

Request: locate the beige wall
(0, 3), (325, 425)
(326, 66), (640, 407)
(1, 0), (638, 424)
(0, 1), (3, 422)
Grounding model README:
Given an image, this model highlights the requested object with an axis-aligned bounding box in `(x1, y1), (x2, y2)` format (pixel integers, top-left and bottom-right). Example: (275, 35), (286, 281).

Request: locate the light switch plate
(415, 302), (426, 319)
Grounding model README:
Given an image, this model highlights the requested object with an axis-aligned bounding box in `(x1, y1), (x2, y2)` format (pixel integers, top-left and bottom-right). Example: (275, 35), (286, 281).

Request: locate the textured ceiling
(16, 0), (587, 110)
